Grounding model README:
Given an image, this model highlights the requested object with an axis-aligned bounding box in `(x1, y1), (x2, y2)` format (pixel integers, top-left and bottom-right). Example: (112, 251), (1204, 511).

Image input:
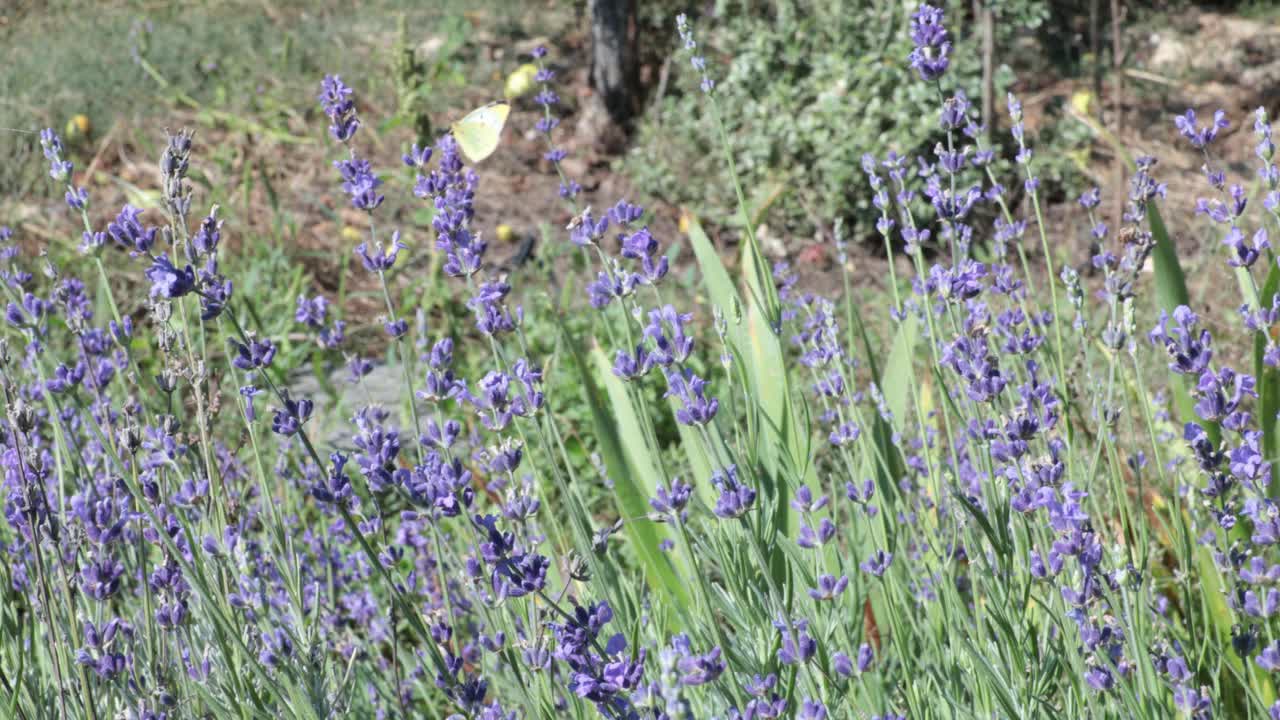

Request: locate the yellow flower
(65, 114), (92, 142)
(678, 209), (692, 235)
(504, 64), (539, 101)
(1070, 89), (1096, 117)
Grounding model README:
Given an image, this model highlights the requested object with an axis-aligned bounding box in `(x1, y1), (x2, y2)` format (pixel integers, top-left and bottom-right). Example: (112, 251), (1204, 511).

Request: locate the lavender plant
(4, 4), (1280, 719)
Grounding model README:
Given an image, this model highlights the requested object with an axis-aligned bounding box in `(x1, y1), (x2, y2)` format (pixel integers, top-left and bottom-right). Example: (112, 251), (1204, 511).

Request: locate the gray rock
(286, 363), (426, 450)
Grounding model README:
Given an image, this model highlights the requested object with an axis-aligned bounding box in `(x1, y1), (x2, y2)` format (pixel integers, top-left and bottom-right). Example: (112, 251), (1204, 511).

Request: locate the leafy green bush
(627, 0), (1049, 236)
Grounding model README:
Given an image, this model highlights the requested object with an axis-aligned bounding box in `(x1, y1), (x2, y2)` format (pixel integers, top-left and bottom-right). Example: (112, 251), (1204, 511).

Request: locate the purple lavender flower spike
(335, 157), (384, 212)
(798, 700), (828, 720)
(650, 478), (692, 523)
(318, 74), (360, 142)
(40, 128), (73, 180)
(108, 204), (159, 254)
(310, 451), (356, 509)
(355, 234), (406, 273)
(807, 574), (849, 601)
(675, 640), (725, 687)
(664, 367), (719, 426)
(711, 465), (755, 519)
(1175, 108), (1229, 149)
(230, 336), (277, 371)
(861, 550), (893, 577)
(1258, 641), (1280, 671)
(144, 255), (196, 299)
(270, 390), (314, 436)
(908, 4), (951, 81)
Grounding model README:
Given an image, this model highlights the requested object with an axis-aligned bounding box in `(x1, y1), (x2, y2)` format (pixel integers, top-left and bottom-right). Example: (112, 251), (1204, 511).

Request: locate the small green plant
(388, 11), (472, 144)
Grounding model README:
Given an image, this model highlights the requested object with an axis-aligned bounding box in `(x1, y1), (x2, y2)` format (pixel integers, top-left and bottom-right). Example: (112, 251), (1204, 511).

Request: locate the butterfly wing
(451, 102), (511, 163)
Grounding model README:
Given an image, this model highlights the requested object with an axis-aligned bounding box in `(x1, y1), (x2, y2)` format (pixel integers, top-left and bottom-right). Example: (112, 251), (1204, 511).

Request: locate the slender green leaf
(686, 218), (800, 529)
(1147, 183), (1218, 446)
(849, 301), (905, 488)
(579, 345), (691, 611)
(676, 421), (714, 493)
(882, 313), (918, 433)
(1147, 205), (1190, 316)
(686, 215), (807, 589)
(1256, 262), (1280, 494)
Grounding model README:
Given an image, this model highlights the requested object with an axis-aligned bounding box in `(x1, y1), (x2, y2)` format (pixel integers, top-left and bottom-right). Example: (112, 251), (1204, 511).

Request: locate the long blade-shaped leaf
(848, 300), (906, 490)
(686, 215), (807, 587)
(741, 232), (812, 536)
(583, 346), (691, 611)
(882, 313), (918, 433)
(1148, 205), (1190, 317)
(1256, 263), (1280, 495)
(1146, 205), (1212, 440)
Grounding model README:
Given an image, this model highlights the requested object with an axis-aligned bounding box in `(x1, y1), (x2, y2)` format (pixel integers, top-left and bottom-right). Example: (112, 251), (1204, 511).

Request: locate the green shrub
(627, 0), (1050, 237)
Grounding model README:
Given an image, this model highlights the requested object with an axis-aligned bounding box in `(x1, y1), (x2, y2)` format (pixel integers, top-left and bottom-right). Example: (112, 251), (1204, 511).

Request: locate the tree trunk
(976, 0), (995, 141)
(1090, 0), (1102, 115)
(589, 0), (638, 128)
(1110, 0), (1126, 232)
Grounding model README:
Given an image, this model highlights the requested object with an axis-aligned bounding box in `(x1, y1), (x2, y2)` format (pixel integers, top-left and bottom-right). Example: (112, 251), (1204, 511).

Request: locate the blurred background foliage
(621, 0), (1276, 238)
(625, 0), (1048, 237)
